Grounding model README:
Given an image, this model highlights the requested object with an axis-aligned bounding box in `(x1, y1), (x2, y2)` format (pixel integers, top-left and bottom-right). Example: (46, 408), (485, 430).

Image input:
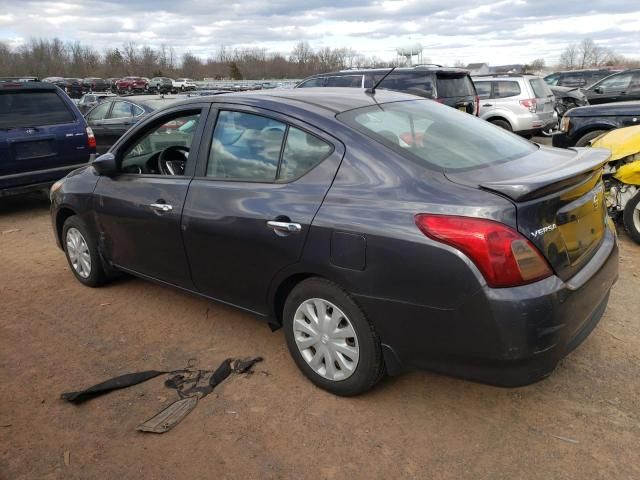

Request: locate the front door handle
(482, 103), (493, 107)
(267, 220), (302, 233)
(150, 203), (173, 212)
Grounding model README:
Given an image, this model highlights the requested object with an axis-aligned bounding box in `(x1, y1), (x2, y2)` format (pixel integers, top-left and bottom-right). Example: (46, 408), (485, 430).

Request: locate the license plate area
(14, 140), (54, 160)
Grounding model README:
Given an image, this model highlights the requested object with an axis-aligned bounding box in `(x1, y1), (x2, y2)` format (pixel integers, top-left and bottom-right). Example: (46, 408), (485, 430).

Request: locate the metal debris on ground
(60, 357), (264, 433)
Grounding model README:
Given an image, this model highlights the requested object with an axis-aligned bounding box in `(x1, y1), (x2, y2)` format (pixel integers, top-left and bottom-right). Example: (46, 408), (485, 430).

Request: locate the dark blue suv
(0, 81), (96, 196)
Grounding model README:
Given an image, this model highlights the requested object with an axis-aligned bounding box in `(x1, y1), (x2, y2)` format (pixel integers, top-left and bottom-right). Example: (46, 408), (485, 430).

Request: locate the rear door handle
(267, 220), (301, 233)
(482, 103), (493, 107)
(150, 203), (173, 212)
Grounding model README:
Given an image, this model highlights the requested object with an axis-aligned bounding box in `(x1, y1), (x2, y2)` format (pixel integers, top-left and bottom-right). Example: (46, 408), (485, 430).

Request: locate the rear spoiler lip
(479, 147), (611, 201)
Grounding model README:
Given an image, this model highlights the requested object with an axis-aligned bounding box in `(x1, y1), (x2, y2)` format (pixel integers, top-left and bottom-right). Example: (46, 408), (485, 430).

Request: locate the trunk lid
(446, 145), (611, 281)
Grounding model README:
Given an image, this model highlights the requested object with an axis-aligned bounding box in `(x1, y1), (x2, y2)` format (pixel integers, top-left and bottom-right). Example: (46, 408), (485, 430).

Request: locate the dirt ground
(1, 193), (639, 480)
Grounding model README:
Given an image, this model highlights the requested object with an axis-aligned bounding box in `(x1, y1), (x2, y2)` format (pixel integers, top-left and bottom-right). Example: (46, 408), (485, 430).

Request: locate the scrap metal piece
(136, 396), (198, 434)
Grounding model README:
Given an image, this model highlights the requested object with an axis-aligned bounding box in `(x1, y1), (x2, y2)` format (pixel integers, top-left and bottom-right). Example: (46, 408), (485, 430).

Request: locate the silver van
(473, 74), (557, 136)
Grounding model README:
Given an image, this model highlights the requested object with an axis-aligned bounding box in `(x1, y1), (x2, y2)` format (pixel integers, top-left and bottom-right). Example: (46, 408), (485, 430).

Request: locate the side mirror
(593, 87), (603, 94)
(91, 152), (117, 176)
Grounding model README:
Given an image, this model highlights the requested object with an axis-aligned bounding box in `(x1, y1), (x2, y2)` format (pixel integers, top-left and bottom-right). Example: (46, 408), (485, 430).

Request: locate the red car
(115, 77), (148, 93)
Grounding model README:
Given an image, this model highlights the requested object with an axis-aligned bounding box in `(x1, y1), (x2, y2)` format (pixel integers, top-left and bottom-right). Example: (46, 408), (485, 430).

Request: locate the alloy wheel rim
(66, 228), (91, 279)
(293, 298), (359, 381)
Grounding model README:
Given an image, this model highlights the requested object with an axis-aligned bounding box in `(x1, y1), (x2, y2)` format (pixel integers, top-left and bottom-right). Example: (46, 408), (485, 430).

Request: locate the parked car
(297, 66), (479, 115)
(583, 69), (640, 105)
(149, 77), (174, 94)
(0, 76), (39, 83)
(42, 77), (83, 98)
(544, 69), (620, 88)
(1, 81), (95, 196)
(549, 85), (589, 117)
(84, 95), (183, 153)
(472, 74), (557, 135)
(173, 78), (197, 91)
(115, 77), (149, 93)
(50, 88), (618, 396)
(76, 92), (117, 114)
(552, 101), (640, 148)
(106, 78), (120, 92)
(81, 77), (109, 93)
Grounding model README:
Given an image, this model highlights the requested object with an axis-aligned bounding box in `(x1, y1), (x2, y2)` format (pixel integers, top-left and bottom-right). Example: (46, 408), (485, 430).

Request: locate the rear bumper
(0, 162), (90, 195)
(355, 226), (618, 386)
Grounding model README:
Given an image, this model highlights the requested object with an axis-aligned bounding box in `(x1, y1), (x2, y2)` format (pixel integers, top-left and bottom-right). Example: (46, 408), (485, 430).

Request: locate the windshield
(337, 99), (536, 172)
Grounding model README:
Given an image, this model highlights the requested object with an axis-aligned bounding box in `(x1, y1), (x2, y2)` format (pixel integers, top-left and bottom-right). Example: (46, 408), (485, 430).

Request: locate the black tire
(283, 277), (385, 396)
(623, 191), (640, 244)
(575, 130), (606, 147)
(62, 215), (108, 287)
(490, 119), (512, 131)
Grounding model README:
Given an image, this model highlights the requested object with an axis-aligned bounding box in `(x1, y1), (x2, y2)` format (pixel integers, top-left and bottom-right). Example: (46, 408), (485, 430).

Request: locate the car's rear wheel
(490, 119), (512, 131)
(62, 216), (108, 287)
(283, 278), (385, 396)
(575, 130), (606, 147)
(623, 191), (640, 244)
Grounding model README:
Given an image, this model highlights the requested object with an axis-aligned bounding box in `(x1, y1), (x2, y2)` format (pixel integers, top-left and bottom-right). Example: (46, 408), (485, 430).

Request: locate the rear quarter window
(529, 78), (552, 98)
(436, 75), (475, 98)
(0, 91), (76, 129)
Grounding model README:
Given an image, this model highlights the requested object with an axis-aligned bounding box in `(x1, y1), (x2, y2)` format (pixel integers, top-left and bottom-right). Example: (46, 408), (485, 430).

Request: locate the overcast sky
(0, 0), (639, 65)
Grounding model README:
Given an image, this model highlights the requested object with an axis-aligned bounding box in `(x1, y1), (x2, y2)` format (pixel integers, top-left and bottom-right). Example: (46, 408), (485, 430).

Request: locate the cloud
(0, 0), (638, 65)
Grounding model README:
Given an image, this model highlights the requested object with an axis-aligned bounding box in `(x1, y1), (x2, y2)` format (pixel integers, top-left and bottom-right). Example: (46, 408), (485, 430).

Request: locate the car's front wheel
(283, 278), (385, 396)
(62, 216), (108, 287)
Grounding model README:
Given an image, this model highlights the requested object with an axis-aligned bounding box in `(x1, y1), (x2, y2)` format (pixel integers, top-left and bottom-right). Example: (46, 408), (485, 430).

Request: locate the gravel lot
(1, 193), (639, 480)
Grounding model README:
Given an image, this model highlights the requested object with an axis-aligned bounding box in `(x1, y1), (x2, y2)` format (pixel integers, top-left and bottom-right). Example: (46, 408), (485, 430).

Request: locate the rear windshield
(337, 99), (536, 172)
(0, 91), (75, 129)
(529, 78), (552, 98)
(436, 75), (476, 97)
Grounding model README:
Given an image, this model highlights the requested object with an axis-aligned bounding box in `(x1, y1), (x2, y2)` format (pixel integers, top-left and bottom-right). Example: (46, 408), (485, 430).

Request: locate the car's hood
(568, 101), (640, 117)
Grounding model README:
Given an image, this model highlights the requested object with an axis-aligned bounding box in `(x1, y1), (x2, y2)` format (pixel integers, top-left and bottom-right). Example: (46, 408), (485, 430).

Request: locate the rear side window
(378, 72), (435, 98)
(529, 78), (552, 98)
(436, 75), (475, 98)
(326, 75), (362, 87)
(0, 91), (75, 129)
(474, 82), (492, 99)
(494, 81), (521, 98)
(208, 111), (285, 181)
(109, 102), (134, 118)
(338, 99), (536, 172)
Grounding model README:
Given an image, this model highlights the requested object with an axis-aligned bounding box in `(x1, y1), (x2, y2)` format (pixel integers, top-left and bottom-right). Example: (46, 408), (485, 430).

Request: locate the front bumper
(355, 226), (618, 386)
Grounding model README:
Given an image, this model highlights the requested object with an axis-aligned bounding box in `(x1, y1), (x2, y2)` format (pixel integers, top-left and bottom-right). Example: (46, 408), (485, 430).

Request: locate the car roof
(306, 66), (469, 78)
(177, 87), (424, 115)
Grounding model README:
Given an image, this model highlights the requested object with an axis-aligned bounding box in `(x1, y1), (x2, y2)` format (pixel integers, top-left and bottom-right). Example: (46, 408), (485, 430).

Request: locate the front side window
(474, 82), (491, 99)
(596, 73), (633, 92)
(338, 99), (536, 172)
(297, 77), (326, 88)
(207, 111), (332, 182)
(121, 112), (201, 175)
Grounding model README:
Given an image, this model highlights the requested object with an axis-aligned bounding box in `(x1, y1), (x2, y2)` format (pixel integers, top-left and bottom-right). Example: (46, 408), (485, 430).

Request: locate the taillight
(414, 214), (552, 288)
(519, 98), (537, 112)
(475, 95), (480, 116)
(86, 126), (97, 149)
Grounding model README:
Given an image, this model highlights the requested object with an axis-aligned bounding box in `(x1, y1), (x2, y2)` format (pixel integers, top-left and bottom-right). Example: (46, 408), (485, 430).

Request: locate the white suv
(472, 74), (557, 136)
(172, 78), (197, 91)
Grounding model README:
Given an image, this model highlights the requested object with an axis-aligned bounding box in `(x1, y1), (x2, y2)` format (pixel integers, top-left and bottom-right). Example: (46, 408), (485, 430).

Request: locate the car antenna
(366, 67), (396, 95)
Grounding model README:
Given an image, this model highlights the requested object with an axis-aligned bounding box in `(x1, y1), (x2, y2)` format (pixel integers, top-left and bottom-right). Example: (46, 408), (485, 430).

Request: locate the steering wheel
(159, 145), (189, 175)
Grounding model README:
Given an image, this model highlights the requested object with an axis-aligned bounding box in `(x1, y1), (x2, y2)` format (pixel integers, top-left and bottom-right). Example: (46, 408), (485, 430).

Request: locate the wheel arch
(486, 116), (512, 129)
(55, 206), (77, 249)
